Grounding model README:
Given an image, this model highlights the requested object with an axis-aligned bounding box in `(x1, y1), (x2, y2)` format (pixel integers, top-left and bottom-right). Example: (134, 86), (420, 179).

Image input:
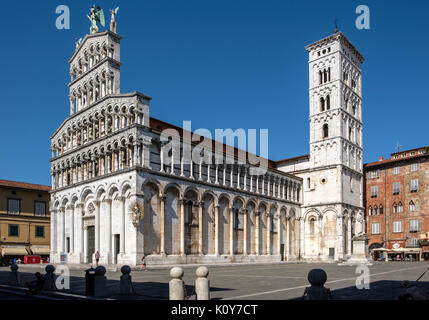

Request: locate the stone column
(237, 166), (240, 189)
(230, 165), (234, 187)
(277, 214), (281, 256)
(300, 217), (305, 258)
(285, 217), (290, 260)
(94, 201), (100, 253)
(266, 213), (271, 255)
(222, 166), (226, 185)
(50, 210), (57, 254)
(347, 216), (352, 256)
(106, 73), (110, 95)
(70, 205), (75, 254)
(171, 148), (175, 174)
(70, 97), (74, 115)
(74, 203), (84, 261)
(255, 212), (260, 255)
(206, 164), (211, 183)
(180, 198), (185, 255)
(61, 207), (65, 252)
(160, 195), (166, 255)
(160, 143), (164, 172)
(229, 208), (234, 255)
(51, 172), (55, 189)
(198, 201), (204, 255)
(336, 214), (344, 260)
(119, 197), (126, 254)
(104, 199), (112, 263)
(180, 155), (185, 177)
(243, 209), (248, 255)
(214, 205), (219, 255)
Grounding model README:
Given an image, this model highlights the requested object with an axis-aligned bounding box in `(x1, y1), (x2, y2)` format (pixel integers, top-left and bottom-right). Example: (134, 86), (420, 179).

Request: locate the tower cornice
(305, 32), (364, 64)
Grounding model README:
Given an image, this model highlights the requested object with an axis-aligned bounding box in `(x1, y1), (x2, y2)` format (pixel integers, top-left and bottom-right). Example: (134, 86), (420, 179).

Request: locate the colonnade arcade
(50, 178), (302, 264)
(69, 69), (117, 114)
(51, 102), (144, 158)
(51, 133), (142, 189)
(142, 180), (300, 258)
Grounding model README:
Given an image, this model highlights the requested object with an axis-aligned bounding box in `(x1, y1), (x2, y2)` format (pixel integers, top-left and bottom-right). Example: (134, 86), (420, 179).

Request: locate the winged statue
(87, 5), (105, 34)
(109, 6), (119, 33)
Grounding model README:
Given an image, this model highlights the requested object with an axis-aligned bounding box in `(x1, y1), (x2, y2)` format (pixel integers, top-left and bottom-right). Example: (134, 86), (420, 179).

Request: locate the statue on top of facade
(109, 7), (119, 33)
(87, 5), (105, 34)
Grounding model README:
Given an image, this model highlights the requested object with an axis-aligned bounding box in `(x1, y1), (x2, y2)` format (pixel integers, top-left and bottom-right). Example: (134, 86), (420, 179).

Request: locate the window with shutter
(7, 199), (20, 215)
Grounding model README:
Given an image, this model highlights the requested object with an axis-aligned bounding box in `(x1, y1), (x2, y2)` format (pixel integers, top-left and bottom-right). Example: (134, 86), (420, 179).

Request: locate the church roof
(148, 116), (301, 180)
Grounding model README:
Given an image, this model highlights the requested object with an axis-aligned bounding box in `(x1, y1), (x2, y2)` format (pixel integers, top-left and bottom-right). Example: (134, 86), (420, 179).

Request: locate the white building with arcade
(49, 14), (365, 265)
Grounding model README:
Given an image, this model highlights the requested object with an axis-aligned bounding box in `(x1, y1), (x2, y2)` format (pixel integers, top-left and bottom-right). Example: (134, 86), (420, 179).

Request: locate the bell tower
(306, 31), (364, 172)
(303, 31), (365, 261)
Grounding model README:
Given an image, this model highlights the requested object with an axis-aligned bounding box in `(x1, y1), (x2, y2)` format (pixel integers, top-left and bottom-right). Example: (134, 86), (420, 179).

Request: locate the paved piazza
(1, 262), (429, 300)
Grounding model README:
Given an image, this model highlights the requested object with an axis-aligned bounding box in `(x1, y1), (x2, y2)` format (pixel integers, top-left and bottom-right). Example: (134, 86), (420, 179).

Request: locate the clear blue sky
(0, 0), (428, 186)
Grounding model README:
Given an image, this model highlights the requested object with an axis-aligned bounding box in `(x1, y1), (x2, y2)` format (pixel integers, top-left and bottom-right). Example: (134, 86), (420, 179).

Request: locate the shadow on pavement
(0, 270), (233, 300)
(291, 280), (429, 300)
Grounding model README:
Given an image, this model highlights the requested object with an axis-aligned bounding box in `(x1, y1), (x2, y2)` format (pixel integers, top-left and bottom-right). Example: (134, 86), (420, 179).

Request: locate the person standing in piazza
(95, 251), (100, 267)
(140, 255), (147, 271)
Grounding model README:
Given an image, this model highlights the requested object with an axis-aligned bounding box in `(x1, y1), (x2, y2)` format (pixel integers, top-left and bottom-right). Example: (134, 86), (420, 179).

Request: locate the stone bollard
(302, 269), (332, 300)
(9, 264), (21, 286)
(94, 266), (107, 297)
(195, 266), (210, 300)
(43, 265), (57, 291)
(120, 265), (133, 295)
(169, 267), (185, 300)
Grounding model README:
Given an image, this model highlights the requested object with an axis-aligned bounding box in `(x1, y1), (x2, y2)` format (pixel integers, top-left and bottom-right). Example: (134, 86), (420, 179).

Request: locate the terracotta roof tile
(0, 180), (51, 192)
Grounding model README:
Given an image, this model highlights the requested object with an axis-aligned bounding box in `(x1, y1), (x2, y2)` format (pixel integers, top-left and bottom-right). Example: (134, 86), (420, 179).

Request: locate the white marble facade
(49, 30), (303, 265)
(50, 30), (365, 265)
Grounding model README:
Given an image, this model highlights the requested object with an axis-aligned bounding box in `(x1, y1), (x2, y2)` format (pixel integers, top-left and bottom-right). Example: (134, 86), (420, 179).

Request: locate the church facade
(49, 22), (365, 265)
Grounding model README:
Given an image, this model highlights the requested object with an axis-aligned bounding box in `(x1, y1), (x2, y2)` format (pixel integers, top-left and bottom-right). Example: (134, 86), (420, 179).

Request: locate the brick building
(0, 180), (51, 264)
(364, 146), (429, 261)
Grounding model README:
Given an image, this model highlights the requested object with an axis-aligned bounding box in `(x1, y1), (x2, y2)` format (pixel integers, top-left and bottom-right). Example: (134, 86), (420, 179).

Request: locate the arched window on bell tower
(319, 71), (322, 85)
(323, 123), (329, 138)
(326, 95), (330, 110)
(320, 97), (325, 112)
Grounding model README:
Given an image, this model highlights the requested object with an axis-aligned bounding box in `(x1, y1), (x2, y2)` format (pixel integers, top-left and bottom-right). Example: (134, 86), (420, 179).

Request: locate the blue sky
(0, 0), (428, 186)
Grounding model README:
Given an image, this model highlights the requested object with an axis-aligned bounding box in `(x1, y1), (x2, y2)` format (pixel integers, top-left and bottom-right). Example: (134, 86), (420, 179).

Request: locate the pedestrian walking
(140, 255), (147, 271)
(95, 250), (100, 266)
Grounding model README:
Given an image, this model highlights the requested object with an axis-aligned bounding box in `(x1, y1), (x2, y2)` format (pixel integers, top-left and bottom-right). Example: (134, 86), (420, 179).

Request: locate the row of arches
(51, 133), (140, 189)
(50, 177), (302, 264)
(71, 39), (116, 82)
(142, 180), (299, 256)
(52, 102), (144, 157)
(69, 69), (117, 114)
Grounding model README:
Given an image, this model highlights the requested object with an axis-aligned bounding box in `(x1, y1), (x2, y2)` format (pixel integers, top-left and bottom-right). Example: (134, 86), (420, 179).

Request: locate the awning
(1, 247), (29, 256)
(388, 248), (421, 253)
(30, 247), (51, 255)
